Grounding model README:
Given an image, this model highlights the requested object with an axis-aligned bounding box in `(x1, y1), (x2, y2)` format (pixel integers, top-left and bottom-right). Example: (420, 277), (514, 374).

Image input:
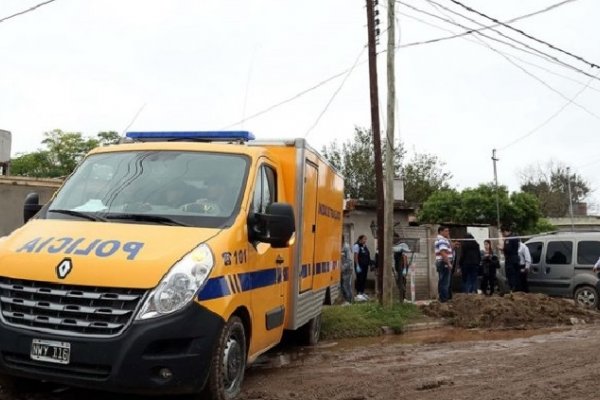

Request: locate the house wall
(0, 177), (61, 235)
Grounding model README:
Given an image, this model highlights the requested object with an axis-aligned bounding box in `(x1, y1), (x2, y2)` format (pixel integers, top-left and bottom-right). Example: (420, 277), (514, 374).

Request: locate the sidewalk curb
(402, 319), (450, 332)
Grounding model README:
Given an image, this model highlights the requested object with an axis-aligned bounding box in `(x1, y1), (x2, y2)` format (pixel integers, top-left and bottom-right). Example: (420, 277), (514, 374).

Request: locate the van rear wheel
(574, 286), (599, 308)
(202, 316), (247, 400)
(299, 313), (322, 346)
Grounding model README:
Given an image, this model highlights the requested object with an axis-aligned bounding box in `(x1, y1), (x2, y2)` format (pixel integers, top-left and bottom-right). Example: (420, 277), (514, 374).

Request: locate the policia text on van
(0, 131), (344, 400)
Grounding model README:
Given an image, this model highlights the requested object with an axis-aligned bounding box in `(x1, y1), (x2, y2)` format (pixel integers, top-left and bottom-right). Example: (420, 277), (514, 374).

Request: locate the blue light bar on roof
(125, 131), (255, 141)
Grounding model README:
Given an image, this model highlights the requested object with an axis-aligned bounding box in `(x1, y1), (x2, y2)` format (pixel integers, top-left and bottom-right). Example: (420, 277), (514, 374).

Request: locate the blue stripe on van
(238, 268), (278, 291)
(197, 276), (231, 300)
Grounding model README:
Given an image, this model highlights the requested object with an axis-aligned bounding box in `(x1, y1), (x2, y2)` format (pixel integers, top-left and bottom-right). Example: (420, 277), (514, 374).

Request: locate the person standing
(517, 240), (532, 292)
(480, 239), (499, 295)
(459, 234), (481, 294)
(434, 226), (453, 303)
(501, 225), (520, 292)
(353, 234), (370, 301)
(340, 235), (354, 304)
(593, 257), (600, 274)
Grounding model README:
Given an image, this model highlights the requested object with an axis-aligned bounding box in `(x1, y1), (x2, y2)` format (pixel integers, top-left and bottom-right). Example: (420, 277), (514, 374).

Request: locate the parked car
(497, 231), (600, 308)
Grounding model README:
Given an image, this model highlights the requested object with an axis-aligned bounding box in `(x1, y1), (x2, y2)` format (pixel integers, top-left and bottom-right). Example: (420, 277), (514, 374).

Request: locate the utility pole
(382, 0), (395, 307)
(492, 149), (501, 230)
(567, 166), (575, 231)
(365, 0), (385, 304)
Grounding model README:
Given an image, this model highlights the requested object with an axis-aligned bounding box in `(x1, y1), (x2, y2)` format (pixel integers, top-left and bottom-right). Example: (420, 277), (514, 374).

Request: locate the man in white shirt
(434, 226), (453, 302)
(517, 241), (532, 292)
(592, 257), (600, 273)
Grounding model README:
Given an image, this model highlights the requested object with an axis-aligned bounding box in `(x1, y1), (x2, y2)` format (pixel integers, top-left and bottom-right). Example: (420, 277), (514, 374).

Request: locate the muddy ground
(1, 293), (599, 400)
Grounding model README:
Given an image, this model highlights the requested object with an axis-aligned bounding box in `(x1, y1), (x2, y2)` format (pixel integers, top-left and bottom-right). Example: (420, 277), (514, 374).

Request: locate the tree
(520, 160), (591, 217)
(10, 151), (57, 178)
(10, 130), (116, 178)
(401, 153), (452, 204)
(97, 131), (121, 146)
(322, 127), (404, 200)
(419, 183), (544, 234)
(321, 127), (451, 204)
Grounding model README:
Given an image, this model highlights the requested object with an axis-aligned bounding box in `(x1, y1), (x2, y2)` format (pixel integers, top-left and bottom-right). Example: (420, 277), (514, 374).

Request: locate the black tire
(574, 285), (599, 308)
(202, 316), (247, 400)
(0, 375), (50, 394)
(300, 313), (322, 346)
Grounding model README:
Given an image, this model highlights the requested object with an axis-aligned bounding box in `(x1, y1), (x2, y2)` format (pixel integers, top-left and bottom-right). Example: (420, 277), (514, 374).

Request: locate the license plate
(30, 339), (70, 365)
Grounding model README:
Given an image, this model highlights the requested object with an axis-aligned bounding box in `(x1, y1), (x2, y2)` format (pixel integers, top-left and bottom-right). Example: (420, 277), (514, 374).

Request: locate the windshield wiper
(105, 213), (191, 227)
(48, 209), (107, 222)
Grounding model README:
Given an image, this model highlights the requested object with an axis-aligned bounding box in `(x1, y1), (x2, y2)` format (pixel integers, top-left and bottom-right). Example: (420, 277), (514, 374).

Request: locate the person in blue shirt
(353, 234), (371, 301)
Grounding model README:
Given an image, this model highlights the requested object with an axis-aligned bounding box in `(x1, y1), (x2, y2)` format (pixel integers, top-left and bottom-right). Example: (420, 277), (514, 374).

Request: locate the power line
(448, 0), (600, 69)
(421, 0), (600, 122)
(399, 0), (577, 50)
(221, 53), (368, 129)
(0, 0), (56, 25)
(399, 7), (600, 95)
(414, 0), (600, 149)
(304, 45), (367, 138)
(398, 1), (600, 83)
(499, 72), (598, 151)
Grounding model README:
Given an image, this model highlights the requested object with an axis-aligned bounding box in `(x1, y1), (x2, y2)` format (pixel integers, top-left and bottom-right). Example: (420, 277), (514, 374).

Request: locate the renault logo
(56, 258), (73, 279)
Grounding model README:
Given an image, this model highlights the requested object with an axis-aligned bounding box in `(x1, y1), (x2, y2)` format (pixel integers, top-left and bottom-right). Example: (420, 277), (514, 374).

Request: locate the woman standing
(353, 234), (371, 301)
(480, 239), (499, 295)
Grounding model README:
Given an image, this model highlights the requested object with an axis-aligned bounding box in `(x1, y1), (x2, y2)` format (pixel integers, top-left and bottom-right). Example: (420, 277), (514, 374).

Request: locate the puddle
(250, 326), (568, 370)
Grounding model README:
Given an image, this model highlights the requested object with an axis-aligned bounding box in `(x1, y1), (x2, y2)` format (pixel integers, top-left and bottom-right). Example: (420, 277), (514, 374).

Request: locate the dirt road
(240, 325), (598, 400)
(1, 324), (598, 400)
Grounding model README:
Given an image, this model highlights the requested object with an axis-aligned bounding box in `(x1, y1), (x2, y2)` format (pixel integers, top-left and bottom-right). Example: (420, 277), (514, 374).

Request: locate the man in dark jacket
(459, 233), (481, 293)
(502, 225), (520, 292)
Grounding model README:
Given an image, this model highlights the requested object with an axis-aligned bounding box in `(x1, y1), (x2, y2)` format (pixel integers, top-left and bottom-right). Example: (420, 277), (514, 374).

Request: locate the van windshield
(46, 151), (249, 228)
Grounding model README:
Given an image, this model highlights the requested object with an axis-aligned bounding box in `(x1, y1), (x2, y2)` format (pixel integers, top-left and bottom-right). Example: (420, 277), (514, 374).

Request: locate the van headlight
(136, 243), (214, 320)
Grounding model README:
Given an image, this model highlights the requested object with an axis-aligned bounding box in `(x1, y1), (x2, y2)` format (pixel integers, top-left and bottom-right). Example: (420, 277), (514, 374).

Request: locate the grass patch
(321, 301), (421, 340)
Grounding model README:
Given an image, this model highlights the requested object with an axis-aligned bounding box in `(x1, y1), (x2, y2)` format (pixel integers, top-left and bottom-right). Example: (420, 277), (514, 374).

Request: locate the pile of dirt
(420, 292), (600, 329)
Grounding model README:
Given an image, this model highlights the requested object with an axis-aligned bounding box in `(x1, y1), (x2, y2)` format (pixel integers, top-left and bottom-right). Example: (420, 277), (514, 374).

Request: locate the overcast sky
(2, 0), (599, 212)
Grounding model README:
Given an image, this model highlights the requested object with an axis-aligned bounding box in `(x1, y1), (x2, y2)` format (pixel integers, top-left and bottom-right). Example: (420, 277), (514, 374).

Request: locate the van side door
(542, 240), (574, 296)
(525, 241), (543, 291)
(246, 163), (286, 352)
(575, 240), (600, 282)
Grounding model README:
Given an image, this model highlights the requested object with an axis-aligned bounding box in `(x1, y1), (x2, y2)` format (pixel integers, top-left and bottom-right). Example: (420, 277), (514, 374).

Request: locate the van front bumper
(0, 303), (224, 395)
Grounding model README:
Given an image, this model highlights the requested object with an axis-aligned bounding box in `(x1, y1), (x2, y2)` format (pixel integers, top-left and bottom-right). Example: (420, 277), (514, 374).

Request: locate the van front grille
(0, 277), (146, 337)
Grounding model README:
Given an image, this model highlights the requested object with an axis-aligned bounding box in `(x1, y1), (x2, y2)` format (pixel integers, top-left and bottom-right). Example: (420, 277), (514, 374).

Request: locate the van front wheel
(574, 286), (599, 308)
(202, 316), (247, 400)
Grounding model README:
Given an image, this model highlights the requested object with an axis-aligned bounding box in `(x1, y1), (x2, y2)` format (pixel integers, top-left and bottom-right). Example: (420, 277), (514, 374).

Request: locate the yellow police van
(0, 131), (344, 399)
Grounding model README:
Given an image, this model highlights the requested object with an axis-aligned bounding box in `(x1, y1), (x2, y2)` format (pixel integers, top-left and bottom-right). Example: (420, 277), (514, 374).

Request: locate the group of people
(340, 233), (411, 304)
(434, 224), (533, 303)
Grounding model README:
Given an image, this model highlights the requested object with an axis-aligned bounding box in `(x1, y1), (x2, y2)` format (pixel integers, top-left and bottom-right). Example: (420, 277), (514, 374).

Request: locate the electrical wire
(399, 9), (600, 95)
(447, 0), (599, 69)
(0, 0), (56, 25)
(421, 0), (600, 122)
(398, 0), (578, 50)
(398, 1), (600, 83)
(500, 72), (598, 151)
(221, 1), (586, 131)
(304, 45), (367, 138)
(220, 57), (368, 130)
(412, 0), (600, 149)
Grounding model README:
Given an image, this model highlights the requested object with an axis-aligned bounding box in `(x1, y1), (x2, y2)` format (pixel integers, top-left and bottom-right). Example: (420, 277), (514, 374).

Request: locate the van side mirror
(248, 203), (295, 248)
(23, 192), (42, 223)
